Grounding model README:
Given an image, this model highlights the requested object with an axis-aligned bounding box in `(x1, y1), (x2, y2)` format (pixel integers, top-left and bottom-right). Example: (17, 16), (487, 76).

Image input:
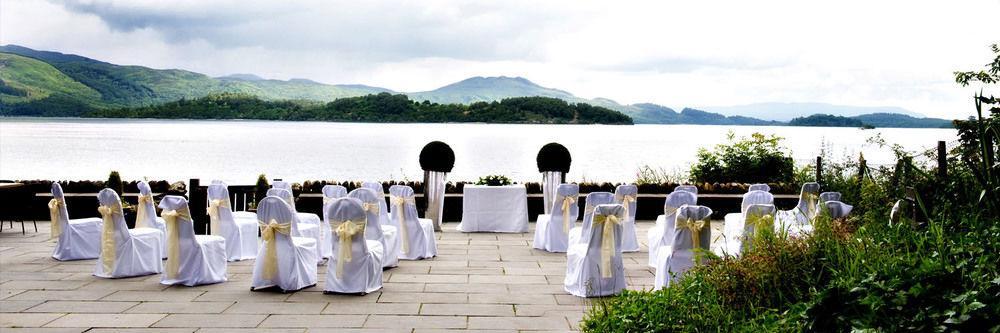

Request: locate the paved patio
(0, 221), (722, 332)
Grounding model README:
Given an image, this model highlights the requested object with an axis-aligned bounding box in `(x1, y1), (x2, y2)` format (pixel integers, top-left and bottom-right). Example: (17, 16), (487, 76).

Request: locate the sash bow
(258, 219), (292, 280)
(594, 214), (621, 278)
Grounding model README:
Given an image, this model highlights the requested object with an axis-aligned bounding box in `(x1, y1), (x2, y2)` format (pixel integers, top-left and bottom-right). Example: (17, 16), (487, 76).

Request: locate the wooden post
(937, 141), (947, 180)
(858, 153), (867, 182)
(188, 178), (208, 235)
(815, 156), (823, 184)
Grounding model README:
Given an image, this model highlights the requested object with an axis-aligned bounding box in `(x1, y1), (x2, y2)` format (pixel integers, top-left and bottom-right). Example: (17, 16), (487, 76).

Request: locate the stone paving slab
(0, 220), (724, 331)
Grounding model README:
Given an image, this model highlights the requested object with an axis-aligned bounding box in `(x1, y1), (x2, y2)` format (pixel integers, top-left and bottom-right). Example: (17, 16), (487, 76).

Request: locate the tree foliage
(690, 132), (795, 183)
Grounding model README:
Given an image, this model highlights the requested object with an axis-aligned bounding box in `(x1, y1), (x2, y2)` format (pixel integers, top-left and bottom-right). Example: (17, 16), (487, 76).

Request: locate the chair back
(256, 196), (301, 249)
(346, 188), (387, 241)
(741, 190), (774, 214)
(819, 192), (841, 203)
(323, 185), (348, 200)
(824, 201), (853, 219)
(267, 188), (296, 212)
(663, 191), (697, 236)
(550, 184), (579, 223)
(158, 195), (198, 249)
(671, 204), (712, 251)
(272, 181), (292, 191)
(362, 181), (389, 223)
(748, 183), (771, 192)
(388, 185), (420, 222)
(673, 185), (698, 195)
(208, 183), (238, 226)
(579, 192), (614, 239)
(49, 183), (71, 228)
(326, 197), (371, 256)
(613, 184), (638, 221)
(97, 189), (132, 242)
(796, 182), (822, 219)
(586, 204), (625, 252)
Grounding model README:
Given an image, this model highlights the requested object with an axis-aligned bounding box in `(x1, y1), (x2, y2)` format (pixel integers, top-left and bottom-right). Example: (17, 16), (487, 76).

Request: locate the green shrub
(106, 170), (123, 196)
(690, 132), (794, 184)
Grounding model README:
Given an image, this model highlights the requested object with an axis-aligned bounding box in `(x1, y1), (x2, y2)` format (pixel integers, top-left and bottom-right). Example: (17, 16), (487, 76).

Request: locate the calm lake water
(0, 118), (958, 184)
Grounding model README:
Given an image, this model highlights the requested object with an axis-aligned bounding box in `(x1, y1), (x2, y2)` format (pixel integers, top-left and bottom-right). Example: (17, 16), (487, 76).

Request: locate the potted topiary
(536, 143), (572, 214)
(252, 174), (269, 211)
(107, 171), (136, 227)
(420, 141), (454, 231)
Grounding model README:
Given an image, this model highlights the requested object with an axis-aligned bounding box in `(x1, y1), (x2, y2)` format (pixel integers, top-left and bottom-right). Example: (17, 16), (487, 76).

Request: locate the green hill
(851, 113), (952, 128)
(0, 53), (102, 116)
(789, 114), (868, 127)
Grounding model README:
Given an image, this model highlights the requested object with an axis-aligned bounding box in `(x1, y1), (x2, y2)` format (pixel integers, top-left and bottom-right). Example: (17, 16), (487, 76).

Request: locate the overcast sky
(2, 0), (997, 118)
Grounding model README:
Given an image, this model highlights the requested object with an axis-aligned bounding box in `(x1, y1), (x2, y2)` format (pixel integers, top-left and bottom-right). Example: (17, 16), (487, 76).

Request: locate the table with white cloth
(456, 185), (529, 233)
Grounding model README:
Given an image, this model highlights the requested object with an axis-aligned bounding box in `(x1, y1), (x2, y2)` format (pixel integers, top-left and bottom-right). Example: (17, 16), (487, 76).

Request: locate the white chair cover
(208, 184), (259, 261)
(362, 181), (391, 226)
(614, 184), (640, 252)
(136, 181), (166, 257)
(321, 185), (348, 221)
(93, 189), (164, 278)
(823, 201), (853, 219)
(738, 204), (776, 254)
(646, 191), (697, 267)
(568, 192), (615, 246)
(388, 185), (437, 260)
(266, 188), (323, 261)
(674, 185), (698, 196)
(533, 184), (579, 253)
(158, 196), (227, 286)
(654, 205), (712, 289)
(564, 204), (626, 297)
(211, 180), (256, 221)
(748, 183), (771, 192)
(348, 188), (400, 268)
(49, 183), (103, 260)
(251, 196), (318, 292)
(819, 192), (842, 203)
(324, 198), (384, 294)
(777, 182), (821, 234)
(720, 191), (774, 256)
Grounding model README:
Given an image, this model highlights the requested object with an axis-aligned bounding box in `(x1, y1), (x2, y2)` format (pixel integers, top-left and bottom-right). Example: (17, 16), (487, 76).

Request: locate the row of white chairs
(47, 181), (437, 293)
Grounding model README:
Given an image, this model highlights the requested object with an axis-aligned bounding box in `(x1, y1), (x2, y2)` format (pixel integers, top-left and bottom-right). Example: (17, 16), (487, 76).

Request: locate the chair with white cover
(819, 192), (841, 203)
(653, 204), (713, 290)
(158, 196), (227, 286)
(748, 183), (771, 192)
(646, 191), (697, 267)
(324, 198), (384, 294)
(777, 182), (820, 235)
(136, 181), (166, 257)
(533, 184), (579, 253)
(251, 196), (318, 292)
(823, 201), (853, 219)
(94, 189), (164, 278)
(211, 180), (256, 220)
(49, 183), (103, 260)
(720, 190), (774, 255)
(564, 204), (626, 297)
(674, 185), (698, 196)
(737, 204), (776, 254)
(266, 188), (323, 261)
(348, 188), (400, 268)
(362, 181), (391, 225)
(614, 184), (640, 252)
(208, 184), (259, 261)
(320, 185), (348, 259)
(568, 192), (615, 246)
(388, 185), (437, 260)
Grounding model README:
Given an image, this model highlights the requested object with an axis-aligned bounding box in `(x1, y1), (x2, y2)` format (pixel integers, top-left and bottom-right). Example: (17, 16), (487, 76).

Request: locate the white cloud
(1, 0), (997, 118)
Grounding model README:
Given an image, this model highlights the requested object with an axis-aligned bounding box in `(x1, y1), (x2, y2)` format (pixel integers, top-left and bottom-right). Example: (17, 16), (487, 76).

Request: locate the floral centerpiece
(476, 175), (512, 186)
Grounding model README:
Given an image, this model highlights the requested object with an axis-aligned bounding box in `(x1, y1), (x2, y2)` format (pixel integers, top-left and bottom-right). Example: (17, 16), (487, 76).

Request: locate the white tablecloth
(457, 185), (529, 233)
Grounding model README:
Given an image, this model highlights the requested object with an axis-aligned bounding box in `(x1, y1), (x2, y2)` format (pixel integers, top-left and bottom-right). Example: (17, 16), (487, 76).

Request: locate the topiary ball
(419, 141), (455, 172)
(536, 142), (571, 173)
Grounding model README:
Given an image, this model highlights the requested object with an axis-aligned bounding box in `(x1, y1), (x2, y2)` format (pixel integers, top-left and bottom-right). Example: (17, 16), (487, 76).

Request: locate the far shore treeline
(82, 93), (634, 124)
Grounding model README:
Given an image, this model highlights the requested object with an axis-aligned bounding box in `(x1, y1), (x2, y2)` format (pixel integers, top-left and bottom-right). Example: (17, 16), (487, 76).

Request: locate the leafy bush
(475, 175), (512, 186)
(106, 170), (123, 196)
(690, 132), (794, 184)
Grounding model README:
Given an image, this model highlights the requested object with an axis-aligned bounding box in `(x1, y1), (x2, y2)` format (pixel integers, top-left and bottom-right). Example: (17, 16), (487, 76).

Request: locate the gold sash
(676, 216), (708, 250)
(560, 196), (576, 233)
(594, 214), (620, 278)
(333, 219), (365, 278)
(390, 195), (414, 254)
(619, 194), (636, 221)
(207, 199), (229, 236)
(135, 194), (155, 229)
(161, 209), (191, 279)
(48, 199), (63, 239)
(259, 219), (292, 280)
(97, 205), (118, 274)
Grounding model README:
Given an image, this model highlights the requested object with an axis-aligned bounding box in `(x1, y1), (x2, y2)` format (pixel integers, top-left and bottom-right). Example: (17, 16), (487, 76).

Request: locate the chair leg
(20, 220), (25, 235)
(33, 220), (38, 232)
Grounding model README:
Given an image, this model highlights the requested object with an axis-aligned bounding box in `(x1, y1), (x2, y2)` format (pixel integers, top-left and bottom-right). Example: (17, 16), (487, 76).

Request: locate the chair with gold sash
(568, 192), (614, 247)
(136, 181), (166, 258)
(776, 182), (821, 236)
(738, 204), (776, 254)
(653, 204), (713, 289)
(614, 185), (640, 252)
(362, 182), (391, 226)
(158, 195), (227, 286)
(324, 198), (384, 294)
(646, 191), (697, 268)
(208, 184), (259, 261)
(321, 185), (348, 221)
(533, 184), (579, 253)
(673, 185), (699, 198)
(93, 189), (164, 278)
(564, 204), (626, 297)
(348, 188), (399, 268)
(388, 185), (437, 260)
(749, 183), (771, 192)
(266, 188), (322, 262)
(49, 183), (103, 260)
(251, 196), (318, 292)
(720, 190), (774, 255)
